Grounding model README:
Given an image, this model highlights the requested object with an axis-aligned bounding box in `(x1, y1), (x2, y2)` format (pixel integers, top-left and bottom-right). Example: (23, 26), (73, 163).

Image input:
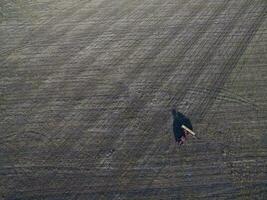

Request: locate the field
(1, 0), (267, 199)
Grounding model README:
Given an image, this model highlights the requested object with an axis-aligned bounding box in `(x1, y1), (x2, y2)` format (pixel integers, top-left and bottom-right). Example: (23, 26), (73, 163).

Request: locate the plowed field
(1, 0), (266, 199)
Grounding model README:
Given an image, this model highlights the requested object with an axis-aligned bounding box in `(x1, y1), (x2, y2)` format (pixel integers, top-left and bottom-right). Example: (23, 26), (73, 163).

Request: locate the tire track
(167, 0), (256, 113)
(187, 86), (259, 109)
(119, 0), (256, 194)
(149, 1), (266, 197)
(192, 2), (267, 121)
(97, 0), (231, 176)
